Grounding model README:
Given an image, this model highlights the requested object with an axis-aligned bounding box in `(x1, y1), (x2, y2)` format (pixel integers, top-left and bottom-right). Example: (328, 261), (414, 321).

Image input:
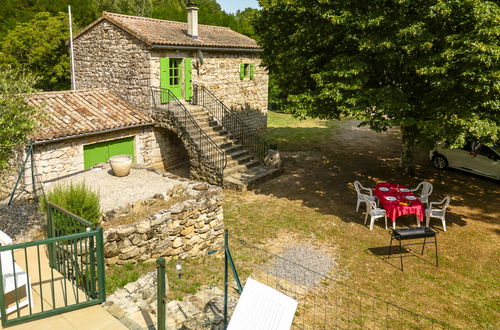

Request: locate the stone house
(21, 89), (187, 187)
(73, 8), (268, 130)
(67, 6), (278, 189)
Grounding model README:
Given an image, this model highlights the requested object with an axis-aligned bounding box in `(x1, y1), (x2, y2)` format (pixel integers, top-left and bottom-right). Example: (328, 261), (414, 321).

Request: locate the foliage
(42, 183), (101, 232)
(255, 0), (500, 174)
(0, 1), (260, 92)
(0, 12), (72, 90)
(0, 67), (40, 173)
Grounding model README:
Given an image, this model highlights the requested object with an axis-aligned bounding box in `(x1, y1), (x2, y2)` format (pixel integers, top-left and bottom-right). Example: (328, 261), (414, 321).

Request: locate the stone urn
(109, 155), (132, 177)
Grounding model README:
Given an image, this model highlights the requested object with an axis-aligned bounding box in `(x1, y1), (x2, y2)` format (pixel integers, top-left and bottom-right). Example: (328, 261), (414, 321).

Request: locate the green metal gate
(0, 203), (106, 327)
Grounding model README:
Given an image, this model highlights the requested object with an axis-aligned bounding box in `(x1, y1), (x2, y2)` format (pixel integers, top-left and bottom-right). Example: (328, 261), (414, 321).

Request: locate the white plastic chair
(425, 196), (451, 231)
(411, 182), (433, 206)
(0, 230), (33, 316)
(354, 181), (376, 212)
(363, 197), (387, 230)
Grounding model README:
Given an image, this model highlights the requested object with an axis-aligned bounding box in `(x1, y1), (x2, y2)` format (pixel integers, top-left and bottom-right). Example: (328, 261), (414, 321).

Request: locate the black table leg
(421, 237), (427, 255)
(388, 236), (393, 257)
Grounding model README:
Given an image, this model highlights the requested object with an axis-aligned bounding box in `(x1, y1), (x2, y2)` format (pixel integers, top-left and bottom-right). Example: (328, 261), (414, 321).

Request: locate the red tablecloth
(374, 183), (424, 222)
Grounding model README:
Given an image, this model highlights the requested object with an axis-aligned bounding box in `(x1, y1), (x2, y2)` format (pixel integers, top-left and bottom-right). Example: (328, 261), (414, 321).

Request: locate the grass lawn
(106, 112), (499, 328)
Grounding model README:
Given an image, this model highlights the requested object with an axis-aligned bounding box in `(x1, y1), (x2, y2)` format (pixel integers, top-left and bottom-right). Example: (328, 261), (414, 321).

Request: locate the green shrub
(41, 182), (101, 235)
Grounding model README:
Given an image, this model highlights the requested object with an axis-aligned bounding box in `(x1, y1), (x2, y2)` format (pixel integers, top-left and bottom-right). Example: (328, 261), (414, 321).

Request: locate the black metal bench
(389, 227), (438, 271)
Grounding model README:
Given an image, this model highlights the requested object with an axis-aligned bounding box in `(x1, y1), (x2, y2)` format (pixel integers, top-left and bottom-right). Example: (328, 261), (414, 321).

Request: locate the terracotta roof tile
(28, 89), (153, 142)
(75, 12), (259, 50)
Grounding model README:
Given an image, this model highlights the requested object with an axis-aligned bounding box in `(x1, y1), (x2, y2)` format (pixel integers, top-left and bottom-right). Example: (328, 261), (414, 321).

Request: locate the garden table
(374, 183), (424, 224)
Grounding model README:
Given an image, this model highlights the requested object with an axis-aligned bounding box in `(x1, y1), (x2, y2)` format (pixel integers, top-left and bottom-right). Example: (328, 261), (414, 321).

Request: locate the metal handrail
(193, 85), (269, 164)
(151, 87), (227, 178)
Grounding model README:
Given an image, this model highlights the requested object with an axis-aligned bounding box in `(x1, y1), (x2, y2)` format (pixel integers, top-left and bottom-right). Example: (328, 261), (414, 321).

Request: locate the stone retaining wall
(102, 182), (224, 265)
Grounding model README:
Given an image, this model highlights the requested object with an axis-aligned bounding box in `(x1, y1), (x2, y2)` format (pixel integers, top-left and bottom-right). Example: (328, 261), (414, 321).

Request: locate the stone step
(223, 159), (260, 176)
(227, 148), (251, 160)
(185, 126), (229, 140)
(223, 165), (281, 191)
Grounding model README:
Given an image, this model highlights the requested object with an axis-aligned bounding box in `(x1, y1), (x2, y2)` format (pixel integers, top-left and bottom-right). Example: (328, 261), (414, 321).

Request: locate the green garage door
(83, 136), (135, 169)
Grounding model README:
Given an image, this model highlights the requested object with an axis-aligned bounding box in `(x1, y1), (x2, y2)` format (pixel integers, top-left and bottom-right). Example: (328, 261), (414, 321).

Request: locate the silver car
(430, 141), (499, 180)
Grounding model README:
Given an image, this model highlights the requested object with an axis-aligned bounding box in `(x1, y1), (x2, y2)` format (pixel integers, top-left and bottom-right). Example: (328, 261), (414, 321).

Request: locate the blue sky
(217, 0), (260, 13)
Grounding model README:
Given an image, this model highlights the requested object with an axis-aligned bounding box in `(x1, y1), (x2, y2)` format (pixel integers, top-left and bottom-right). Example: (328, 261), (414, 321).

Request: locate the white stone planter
(109, 155), (132, 177)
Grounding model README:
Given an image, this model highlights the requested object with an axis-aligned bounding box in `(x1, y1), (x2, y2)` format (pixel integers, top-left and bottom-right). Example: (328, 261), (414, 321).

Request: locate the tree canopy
(0, 1), (259, 91)
(0, 67), (40, 172)
(255, 0), (499, 174)
(1, 12), (71, 91)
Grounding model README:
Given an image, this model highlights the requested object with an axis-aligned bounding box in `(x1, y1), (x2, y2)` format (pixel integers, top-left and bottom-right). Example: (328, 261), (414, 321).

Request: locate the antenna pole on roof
(68, 5), (76, 90)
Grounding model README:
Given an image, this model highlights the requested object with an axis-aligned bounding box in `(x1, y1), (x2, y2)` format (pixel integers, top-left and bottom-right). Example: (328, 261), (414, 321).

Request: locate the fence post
(47, 203), (56, 269)
(224, 229), (229, 329)
(95, 227), (106, 302)
(157, 258), (166, 330)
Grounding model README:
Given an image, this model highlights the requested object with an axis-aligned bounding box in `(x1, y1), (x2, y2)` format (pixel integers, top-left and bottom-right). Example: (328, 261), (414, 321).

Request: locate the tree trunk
(400, 125), (417, 176)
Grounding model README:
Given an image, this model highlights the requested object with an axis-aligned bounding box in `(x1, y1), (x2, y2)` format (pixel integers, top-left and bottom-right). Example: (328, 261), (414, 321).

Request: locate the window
(240, 63), (255, 80)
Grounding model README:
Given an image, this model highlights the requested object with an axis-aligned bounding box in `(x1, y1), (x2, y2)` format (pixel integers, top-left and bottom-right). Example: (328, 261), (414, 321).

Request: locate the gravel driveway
(45, 165), (186, 213)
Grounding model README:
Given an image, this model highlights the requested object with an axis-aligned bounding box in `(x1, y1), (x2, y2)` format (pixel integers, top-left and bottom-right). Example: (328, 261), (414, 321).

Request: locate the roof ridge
(102, 11), (232, 30)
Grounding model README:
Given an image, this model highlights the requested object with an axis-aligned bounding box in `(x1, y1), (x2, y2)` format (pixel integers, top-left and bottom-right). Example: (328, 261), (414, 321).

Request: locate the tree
(255, 0), (499, 174)
(0, 67), (40, 173)
(1, 12), (72, 91)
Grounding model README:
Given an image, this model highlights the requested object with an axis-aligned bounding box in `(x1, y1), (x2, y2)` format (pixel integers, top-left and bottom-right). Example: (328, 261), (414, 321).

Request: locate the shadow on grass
(367, 244), (439, 271)
(253, 120), (499, 230)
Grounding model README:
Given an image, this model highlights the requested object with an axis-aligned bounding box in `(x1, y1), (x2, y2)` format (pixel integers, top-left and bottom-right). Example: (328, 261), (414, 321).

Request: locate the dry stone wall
(73, 20), (152, 111)
(102, 182), (224, 265)
(155, 111), (223, 186)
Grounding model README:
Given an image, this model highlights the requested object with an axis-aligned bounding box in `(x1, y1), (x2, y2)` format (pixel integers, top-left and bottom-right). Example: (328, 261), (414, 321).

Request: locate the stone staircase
(181, 101), (280, 190)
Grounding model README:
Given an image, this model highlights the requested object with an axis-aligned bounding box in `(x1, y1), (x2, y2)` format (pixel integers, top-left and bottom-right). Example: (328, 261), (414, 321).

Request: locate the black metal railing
(193, 85), (269, 164)
(151, 88), (227, 180)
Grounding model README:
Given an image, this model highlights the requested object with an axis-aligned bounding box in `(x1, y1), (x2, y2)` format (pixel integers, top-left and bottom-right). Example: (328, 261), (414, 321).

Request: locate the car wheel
(432, 154), (448, 170)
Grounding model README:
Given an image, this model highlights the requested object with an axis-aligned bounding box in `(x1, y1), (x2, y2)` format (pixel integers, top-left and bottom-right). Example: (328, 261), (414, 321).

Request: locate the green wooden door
(83, 137), (135, 169)
(160, 57), (192, 101)
(160, 57), (182, 99)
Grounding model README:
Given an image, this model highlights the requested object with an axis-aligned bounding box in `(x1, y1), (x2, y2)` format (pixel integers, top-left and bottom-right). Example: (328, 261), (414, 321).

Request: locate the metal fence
(0, 204), (105, 327)
(221, 232), (451, 329)
(151, 87), (227, 181)
(193, 85), (270, 165)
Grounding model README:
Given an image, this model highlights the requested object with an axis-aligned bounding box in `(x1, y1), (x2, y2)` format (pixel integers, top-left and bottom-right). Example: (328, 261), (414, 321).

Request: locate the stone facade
(150, 50), (268, 130)
(73, 21), (152, 111)
(14, 126), (187, 193)
(102, 183), (224, 265)
(73, 20), (268, 130)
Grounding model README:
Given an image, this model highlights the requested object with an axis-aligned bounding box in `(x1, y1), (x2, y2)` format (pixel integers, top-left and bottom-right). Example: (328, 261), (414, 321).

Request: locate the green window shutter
(250, 63), (255, 79)
(184, 58), (192, 101)
(240, 64), (245, 80)
(160, 57), (170, 103)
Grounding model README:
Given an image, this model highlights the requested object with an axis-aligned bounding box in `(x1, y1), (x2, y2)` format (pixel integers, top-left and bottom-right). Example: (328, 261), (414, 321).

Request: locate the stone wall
(21, 126), (183, 191)
(102, 182), (224, 265)
(150, 50), (268, 130)
(156, 111), (223, 186)
(73, 21), (152, 111)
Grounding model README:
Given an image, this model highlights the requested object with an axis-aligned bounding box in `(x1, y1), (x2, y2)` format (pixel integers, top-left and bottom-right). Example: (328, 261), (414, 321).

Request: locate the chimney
(187, 3), (199, 39)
